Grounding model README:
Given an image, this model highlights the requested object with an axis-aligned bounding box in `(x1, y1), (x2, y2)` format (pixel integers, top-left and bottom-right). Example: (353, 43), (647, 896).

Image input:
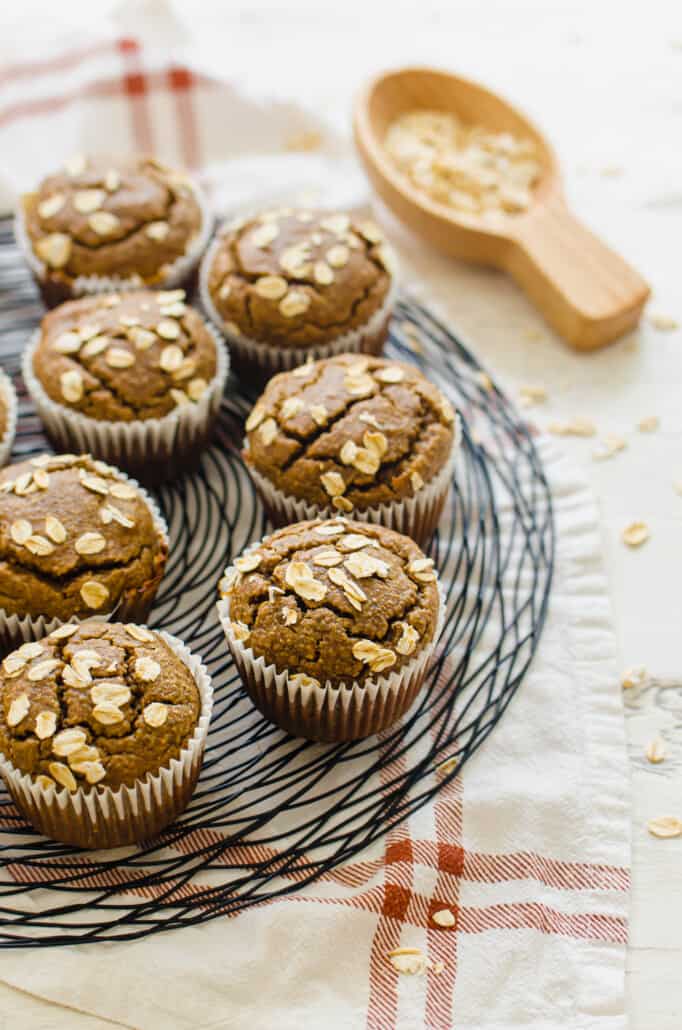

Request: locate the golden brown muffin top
(32, 290), (217, 421)
(206, 208), (393, 347)
(0, 623), (200, 792)
(0, 454), (166, 621)
(220, 518), (440, 689)
(244, 354), (456, 512)
(22, 154), (203, 285)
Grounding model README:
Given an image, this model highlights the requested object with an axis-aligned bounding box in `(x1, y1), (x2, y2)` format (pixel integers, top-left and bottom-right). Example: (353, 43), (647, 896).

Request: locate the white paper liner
(14, 179), (213, 299)
(22, 320), (229, 475)
(216, 538), (445, 741)
(199, 232), (398, 378)
(247, 414), (461, 544)
(0, 630), (213, 848)
(0, 462), (168, 650)
(0, 369), (18, 468)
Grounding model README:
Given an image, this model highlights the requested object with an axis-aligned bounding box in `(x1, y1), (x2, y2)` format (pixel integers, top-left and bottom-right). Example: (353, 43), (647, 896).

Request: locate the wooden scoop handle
(505, 198), (650, 350)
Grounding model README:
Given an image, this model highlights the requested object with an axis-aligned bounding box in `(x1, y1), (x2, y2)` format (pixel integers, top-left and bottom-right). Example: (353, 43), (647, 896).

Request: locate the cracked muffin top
(244, 354), (456, 512)
(0, 454), (166, 621)
(0, 622), (200, 792)
(32, 289), (218, 421)
(205, 208), (394, 347)
(220, 518), (440, 689)
(21, 154), (204, 285)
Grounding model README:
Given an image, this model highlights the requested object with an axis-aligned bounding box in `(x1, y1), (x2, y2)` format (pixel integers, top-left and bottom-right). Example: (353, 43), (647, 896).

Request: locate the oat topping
(222, 518), (440, 689)
(0, 623), (200, 792)
(34, 290), (218, 418)
(207, 208), (393, 348)
(0, 454), (165, 621)
(23, 154), (202, 284)
(244, 354), (456, 513)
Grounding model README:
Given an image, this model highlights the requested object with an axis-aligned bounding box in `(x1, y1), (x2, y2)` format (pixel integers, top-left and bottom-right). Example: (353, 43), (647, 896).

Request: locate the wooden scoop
(353, 67), (649, 350)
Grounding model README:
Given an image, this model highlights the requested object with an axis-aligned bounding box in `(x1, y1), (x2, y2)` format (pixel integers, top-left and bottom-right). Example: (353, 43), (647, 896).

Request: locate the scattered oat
(646, 738), (666, 764)
(637, 416), (659, 433)
(10, 519), (32, 545)
(592, 434), (627, 461)
(125, 624), (154, 643)
(251, 222), (280, 248)
(157, 319), (181, 341)
(438, 755), (459, 776)
(255, 275), (288, 301)
(519, 384), (547, 407)
(313, 261), (334, 285)
(313, 549), (343, 567)
(649, 313), (678, 332)
(281, 397), (305, 420)
(52, 728), (88, 758)
(310, 404), (328, 426)
(386, 947), (427, 976)
(621, 665), (647, 689)
(28, 659), (60, 681)
(90, 682), (130, 707)
(548, 418), (596, 437)
(622, 521), (650, 548)
(92, 703), (125, 726)
(408, 557), (437, 583)
(647, 816), (682, 839)
(146, 221), (170, 241)
(44, 515), (67, 543)
(159, 344), (184, 373)
(52, 331), (81, 354)
(230, 620), (250, 642)
(105, 346), (135, 369)
(432, 908), (456, 928)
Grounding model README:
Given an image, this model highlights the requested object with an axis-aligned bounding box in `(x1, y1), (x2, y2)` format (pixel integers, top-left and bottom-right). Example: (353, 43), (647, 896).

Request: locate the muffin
(217, 518), (442, 741)
(23, 289), (229, 482)
(200, 207), (396, 385)
(0, 369), (17, 468)
(0, 622), (212, 847)
(17, 154), (212, 307)
(243, 354), (458, 544)
(0, 454), (167, 651)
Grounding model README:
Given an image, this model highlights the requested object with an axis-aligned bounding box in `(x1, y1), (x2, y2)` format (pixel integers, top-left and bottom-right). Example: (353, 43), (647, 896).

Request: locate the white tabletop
(1, 1), (681, 1026)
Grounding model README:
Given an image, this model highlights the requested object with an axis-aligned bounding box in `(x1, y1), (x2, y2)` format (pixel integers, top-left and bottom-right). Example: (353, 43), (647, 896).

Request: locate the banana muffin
(0, 369), (17, 468)
(0, 622), (212, 847)
(17, 154), (211, 307)
(200, 207), (395, 385)
(24, 289), (228, 482)
(0, 454), (167, 649)
(243, 353), (458, 543)
(217, 517), (442, 741)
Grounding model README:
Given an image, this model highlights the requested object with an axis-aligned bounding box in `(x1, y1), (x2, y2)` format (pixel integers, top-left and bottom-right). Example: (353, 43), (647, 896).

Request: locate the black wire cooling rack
(0, 218), (554, 947)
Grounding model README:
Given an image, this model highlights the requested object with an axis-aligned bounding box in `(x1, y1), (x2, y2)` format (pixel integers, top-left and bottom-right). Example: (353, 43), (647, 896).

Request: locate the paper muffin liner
(0, 369), (18, 469)
(217, 575), (444, 743)
(15, 179), (213, 308)
(0, 630), (213, 848)
(22, 321), (229, 485)
(247, 414), (460, 547)
(0, 463), (168, 654)
(199, 232), (397, 386)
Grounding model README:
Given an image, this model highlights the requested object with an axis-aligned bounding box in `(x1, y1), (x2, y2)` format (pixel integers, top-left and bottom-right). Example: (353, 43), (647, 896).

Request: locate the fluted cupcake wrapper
(0, 630), (213, 849)
(199, 233), (397, 386)
(0, 464), (168, 654)
(247, 417), (460, 547)
(22, 322), (229, 484)
(0, 369), (17, 469)
(14, 180), (214, 308)
(217, 577), (444, 743)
